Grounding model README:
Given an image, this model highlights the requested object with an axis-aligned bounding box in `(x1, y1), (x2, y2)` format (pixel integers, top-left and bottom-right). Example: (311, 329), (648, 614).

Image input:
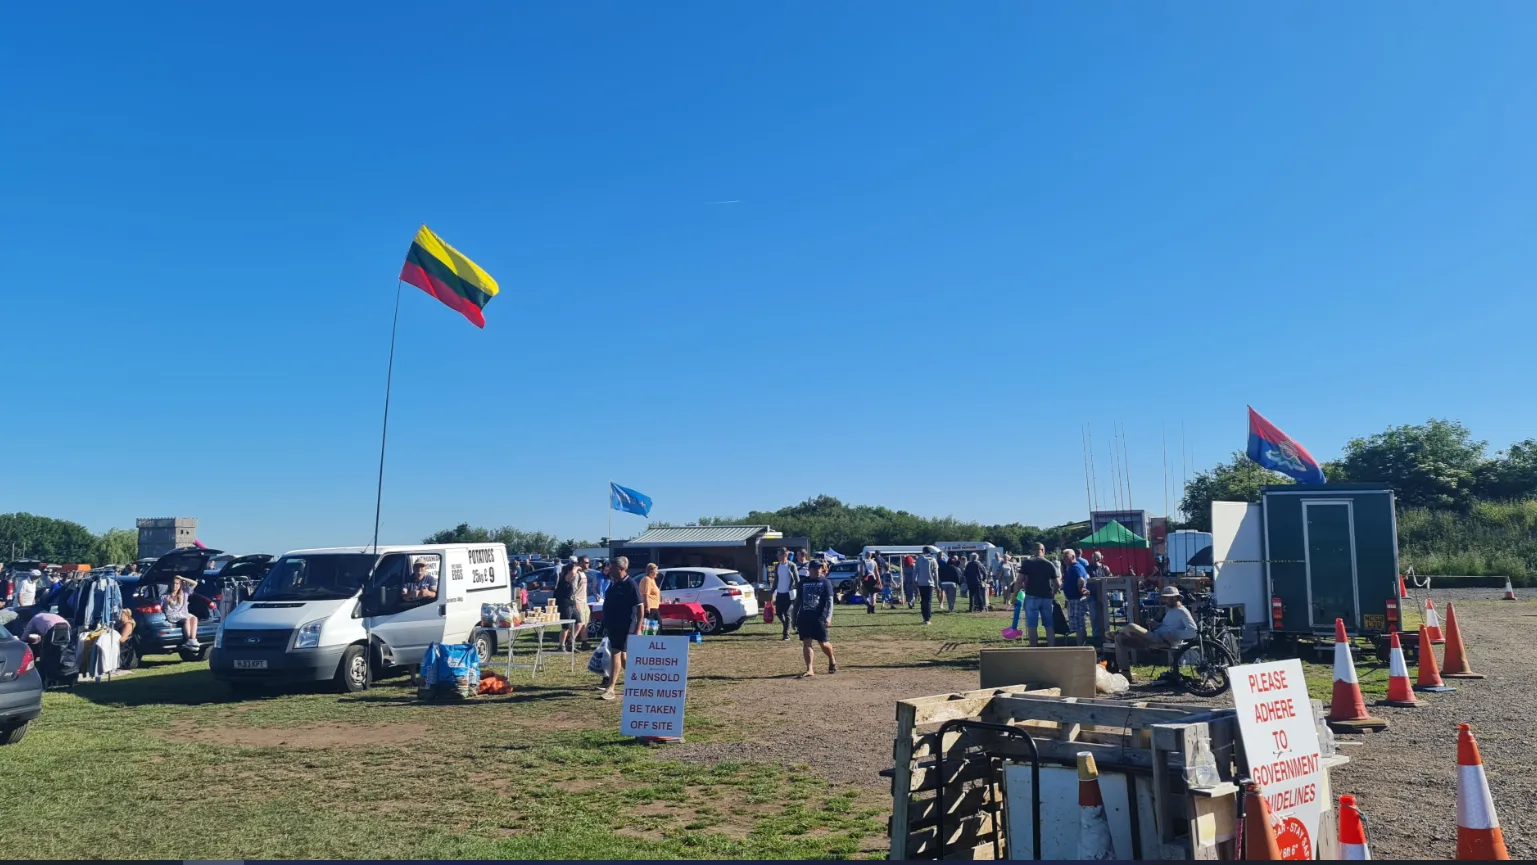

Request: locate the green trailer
(1261, 484), (1407, 659)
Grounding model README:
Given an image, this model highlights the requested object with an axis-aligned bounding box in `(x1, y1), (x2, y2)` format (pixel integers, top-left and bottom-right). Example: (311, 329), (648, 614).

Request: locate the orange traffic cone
(1413, 625), (1456, 693)
(1399, 573), (1409, 599)
(1339, 794), (1371, 859)
(1501, 578), (1517, 601)
(1076, 751), (1115, 860)
(1456, 724), (1508, 860)
(1242, 781), (1283, 860)
(1440, 603), (1485, 679)
(1327, 619), (1387, 732)
(1423, 598), (1445, 644)
(1380, 633), (1418, 707)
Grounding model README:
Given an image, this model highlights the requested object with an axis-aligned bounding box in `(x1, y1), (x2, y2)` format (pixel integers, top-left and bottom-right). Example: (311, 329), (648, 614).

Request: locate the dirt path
(672, 630), (979, 789)
(1331, 588), (1534, 859)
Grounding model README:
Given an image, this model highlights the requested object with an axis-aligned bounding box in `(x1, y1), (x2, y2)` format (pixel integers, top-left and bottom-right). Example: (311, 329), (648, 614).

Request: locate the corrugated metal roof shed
(623, 525), (770, 547)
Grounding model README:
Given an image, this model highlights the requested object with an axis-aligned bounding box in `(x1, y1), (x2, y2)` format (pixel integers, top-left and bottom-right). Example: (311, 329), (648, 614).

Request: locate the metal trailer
(1259, 484), (1406, 660)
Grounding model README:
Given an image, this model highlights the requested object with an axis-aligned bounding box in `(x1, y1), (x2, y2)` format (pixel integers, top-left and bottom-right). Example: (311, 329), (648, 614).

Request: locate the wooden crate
(885, 688), (1349, 860)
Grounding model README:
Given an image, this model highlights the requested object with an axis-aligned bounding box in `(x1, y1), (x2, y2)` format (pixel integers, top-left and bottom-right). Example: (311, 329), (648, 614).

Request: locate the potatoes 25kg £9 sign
(621, 635), (690, 740)
(1230, 659), (1323, 860)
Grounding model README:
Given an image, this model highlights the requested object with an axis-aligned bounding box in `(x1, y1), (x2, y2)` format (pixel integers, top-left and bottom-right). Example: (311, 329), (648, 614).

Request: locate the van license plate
(233, 660), (268, 670)
(1362, 614), (1385, 630)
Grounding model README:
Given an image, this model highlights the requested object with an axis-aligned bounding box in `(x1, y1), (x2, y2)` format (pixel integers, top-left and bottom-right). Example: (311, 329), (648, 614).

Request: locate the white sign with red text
(1230, 659), (1323, 860)
(621, 635), (689, 740)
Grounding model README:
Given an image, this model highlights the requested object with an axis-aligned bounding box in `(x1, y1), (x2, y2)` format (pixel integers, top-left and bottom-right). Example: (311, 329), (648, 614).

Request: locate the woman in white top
(162, 575), (201, 650)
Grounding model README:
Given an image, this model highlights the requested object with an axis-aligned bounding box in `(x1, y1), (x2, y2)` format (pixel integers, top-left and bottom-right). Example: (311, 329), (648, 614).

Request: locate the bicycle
(1173, 593), (1242, 697)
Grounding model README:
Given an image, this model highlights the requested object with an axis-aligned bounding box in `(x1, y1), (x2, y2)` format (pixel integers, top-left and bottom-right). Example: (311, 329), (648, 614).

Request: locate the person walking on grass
(914, 547), (938, 625)
(860, 552), (881, 614)
(995, 555), (1018, 603)
(598, 557), (643, 701)
(1062, 549), (1094, 647)
(1015, 544), (1060, 647)
(964, 553), (988, 612)
(795, 559), (838, 678)
(772, 548), (798, 642)
(938, 553), (962, 613)
(895, 556), (913, 609)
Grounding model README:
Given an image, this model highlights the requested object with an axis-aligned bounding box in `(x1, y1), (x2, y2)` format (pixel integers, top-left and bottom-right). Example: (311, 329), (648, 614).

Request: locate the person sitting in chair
(1115, 586), (1198, 679)
(404, 561), (438, 603)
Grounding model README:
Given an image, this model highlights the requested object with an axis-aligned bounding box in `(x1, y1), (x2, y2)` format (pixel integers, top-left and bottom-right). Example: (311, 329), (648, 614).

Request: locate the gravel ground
(665, 591), (1533, 858)
(1330, 588), (1534, 860)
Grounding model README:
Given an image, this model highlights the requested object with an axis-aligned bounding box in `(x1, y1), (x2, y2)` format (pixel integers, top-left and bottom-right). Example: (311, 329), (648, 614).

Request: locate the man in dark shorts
(795, 559), (838, 679)
(599, 556), (643, 701)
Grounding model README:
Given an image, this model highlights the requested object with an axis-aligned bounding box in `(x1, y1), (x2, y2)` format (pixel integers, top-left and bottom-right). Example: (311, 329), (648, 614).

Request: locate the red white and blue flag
(1247, 406), (1326, 485)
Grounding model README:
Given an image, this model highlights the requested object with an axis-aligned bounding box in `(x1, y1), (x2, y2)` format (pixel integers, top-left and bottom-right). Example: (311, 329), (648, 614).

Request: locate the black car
(0, 619), (43, 745)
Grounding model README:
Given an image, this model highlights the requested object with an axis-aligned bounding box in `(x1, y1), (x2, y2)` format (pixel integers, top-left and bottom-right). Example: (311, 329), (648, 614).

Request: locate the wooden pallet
(885, 687), (1348, 860)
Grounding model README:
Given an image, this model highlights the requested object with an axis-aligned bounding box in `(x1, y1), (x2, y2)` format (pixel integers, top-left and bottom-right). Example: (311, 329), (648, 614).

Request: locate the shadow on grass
(71, 665), (249, 708)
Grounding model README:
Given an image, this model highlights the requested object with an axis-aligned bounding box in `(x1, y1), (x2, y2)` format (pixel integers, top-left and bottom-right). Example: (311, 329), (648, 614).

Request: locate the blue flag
(610, 482), (653, 517)
(1247, 406), (1326, 485)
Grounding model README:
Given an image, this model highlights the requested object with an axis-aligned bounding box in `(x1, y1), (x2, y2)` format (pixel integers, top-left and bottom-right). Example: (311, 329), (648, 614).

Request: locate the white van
(210, 543), (511, 694)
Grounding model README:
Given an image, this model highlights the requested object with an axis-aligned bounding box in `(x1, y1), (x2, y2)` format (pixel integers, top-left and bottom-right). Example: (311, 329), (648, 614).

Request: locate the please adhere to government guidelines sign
(621, 635), (690, 740)
(1230, 659), (1323, 860)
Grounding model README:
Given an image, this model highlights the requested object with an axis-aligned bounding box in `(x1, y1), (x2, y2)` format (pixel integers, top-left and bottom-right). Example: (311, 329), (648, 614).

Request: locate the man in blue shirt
(1061, 550), (1094, 648)
(795, 560), (838, 678)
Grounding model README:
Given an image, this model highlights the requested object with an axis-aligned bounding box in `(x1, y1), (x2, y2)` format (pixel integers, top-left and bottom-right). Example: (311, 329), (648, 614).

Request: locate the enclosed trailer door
(1302, 500), (1359, 628)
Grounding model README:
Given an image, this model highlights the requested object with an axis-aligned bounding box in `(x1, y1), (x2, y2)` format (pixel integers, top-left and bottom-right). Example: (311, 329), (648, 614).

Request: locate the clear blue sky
(5, 3), (1536, 554)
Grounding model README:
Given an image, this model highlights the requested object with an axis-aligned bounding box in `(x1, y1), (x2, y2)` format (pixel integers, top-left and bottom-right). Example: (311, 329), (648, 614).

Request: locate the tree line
(13, 418), (1536, 576)
(1179, 418), (1537, 530)
(0, 513), (139, 566)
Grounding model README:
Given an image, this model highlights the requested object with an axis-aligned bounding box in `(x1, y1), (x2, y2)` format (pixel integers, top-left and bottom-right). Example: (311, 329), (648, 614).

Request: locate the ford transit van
(210, 543), (510, 694)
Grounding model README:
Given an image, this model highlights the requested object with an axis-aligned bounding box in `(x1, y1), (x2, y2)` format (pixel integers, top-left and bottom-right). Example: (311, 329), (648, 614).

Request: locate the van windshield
(253, 554), (376, 601)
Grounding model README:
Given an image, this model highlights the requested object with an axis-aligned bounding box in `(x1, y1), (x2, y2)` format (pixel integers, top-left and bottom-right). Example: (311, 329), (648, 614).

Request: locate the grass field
(0, 597), (1415, 859)
(0, 657), (884, 860)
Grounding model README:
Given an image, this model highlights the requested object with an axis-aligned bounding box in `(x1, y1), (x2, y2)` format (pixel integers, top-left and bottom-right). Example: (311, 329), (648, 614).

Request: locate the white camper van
(210, 543), (511, 694)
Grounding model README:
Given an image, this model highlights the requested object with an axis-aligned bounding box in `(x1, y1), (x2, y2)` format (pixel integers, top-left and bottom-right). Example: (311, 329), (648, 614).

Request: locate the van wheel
(336, 645), (368, 694)
(473, 631), (495, 666)
(701, 607), (725, 636)
(0, 721), (30, 746)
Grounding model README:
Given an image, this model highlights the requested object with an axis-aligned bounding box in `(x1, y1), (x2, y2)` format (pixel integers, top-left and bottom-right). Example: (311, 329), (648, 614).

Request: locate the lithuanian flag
(399, 225), (500, 328)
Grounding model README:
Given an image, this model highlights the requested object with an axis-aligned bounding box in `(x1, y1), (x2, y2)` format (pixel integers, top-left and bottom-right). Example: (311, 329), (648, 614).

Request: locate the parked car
(518, 567), (559, 608)
(118, 547), (227, 667)
(656, 568), (758, 635)
(0, 620), (42, 746)
(826, 560), (860, 592)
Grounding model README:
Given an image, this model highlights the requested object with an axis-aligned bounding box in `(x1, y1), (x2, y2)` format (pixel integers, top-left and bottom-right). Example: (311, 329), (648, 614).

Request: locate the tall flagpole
(607, 480), (613, 543)
(372, 280), (404, 553)
(364, 278), (404, 692)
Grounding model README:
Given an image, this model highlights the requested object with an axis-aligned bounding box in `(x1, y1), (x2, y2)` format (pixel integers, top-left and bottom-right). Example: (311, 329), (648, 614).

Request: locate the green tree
(0, 512), (100, 563)
(1475, 438), (1537, 501)
(93, 528), (139, 566)
(1335, 419), (1486, 509)
(423, 523), (492, 544)
(1178, 453), (1294, 531)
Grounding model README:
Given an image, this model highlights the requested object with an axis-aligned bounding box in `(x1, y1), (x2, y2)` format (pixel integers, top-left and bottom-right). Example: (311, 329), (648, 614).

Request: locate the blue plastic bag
(422, 641), (480, 698)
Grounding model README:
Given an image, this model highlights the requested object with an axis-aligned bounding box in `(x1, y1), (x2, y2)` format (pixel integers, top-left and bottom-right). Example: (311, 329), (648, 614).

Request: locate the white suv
(656, 568), (759, 635)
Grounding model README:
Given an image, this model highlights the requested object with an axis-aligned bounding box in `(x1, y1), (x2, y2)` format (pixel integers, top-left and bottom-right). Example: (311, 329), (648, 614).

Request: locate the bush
(1399, 500), (1537, 585)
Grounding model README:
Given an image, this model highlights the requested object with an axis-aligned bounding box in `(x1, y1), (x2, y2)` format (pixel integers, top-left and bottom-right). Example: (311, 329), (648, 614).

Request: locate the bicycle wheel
(1220, 629), (1241, 661)
(1176, 638), (1237, 698)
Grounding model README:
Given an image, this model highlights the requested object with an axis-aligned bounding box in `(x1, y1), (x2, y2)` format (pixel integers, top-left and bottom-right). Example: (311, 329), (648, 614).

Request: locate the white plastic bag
(587, 637), (612, 676)
(1095, 664), (1129, 695)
